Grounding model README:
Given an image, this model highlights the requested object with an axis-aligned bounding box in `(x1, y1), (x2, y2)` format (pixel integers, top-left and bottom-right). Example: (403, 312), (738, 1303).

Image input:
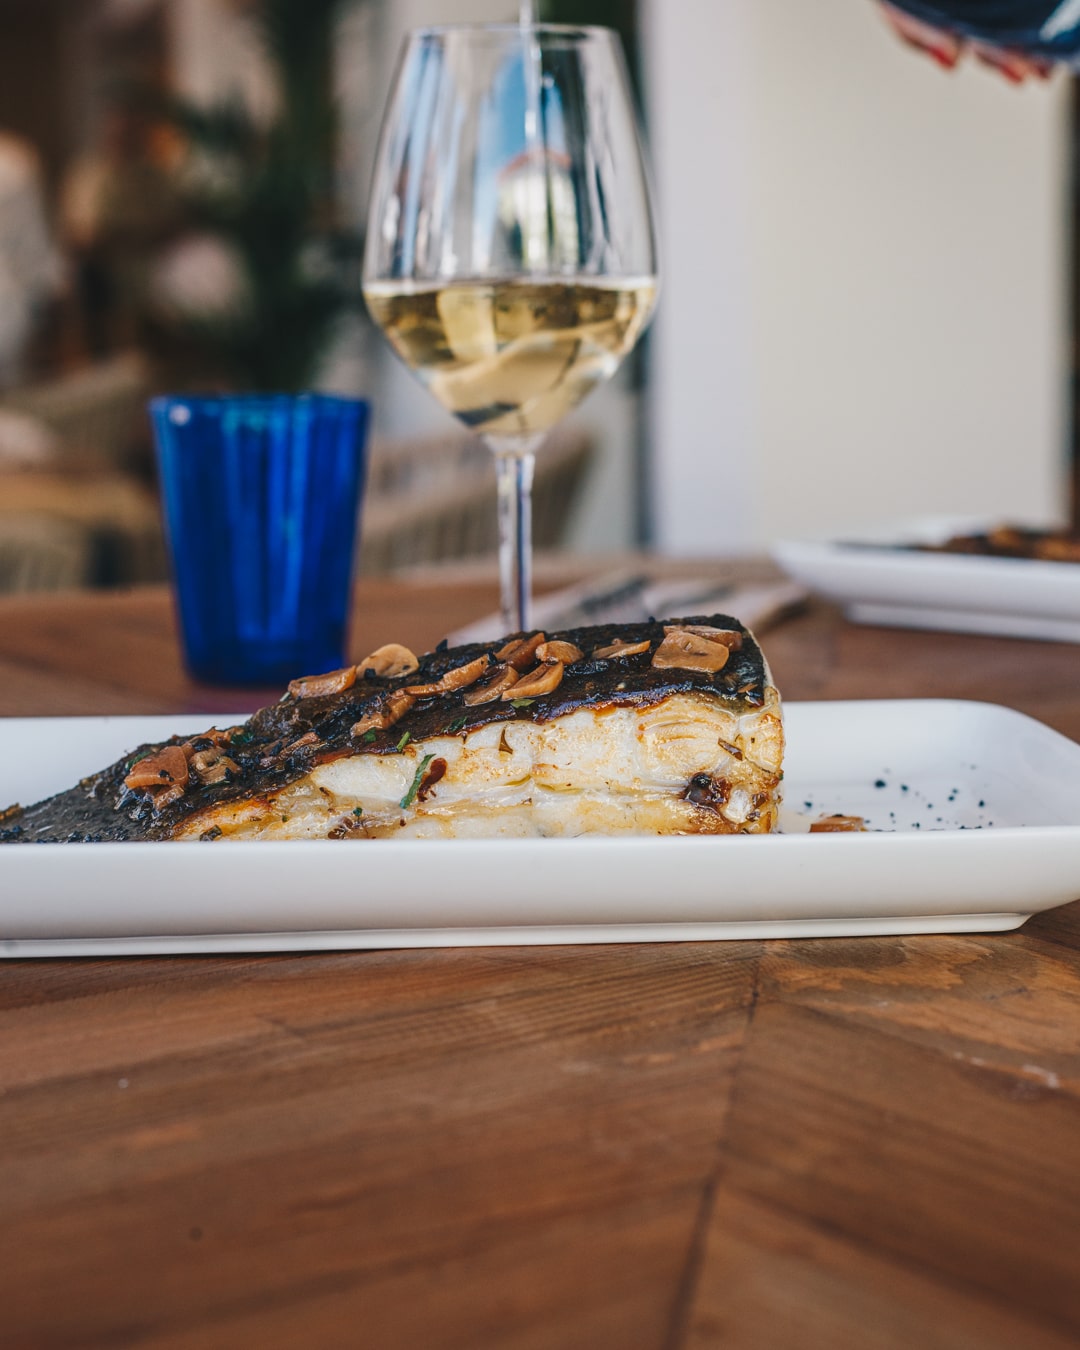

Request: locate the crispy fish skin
(0, 615), (783, 843)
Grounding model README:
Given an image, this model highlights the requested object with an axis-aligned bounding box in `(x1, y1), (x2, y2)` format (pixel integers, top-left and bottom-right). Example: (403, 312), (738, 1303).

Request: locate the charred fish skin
(0, 615), (783, 843)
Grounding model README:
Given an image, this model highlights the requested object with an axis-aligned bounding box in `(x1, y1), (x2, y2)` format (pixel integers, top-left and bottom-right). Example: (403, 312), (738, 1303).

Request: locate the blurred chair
(0, 470), (165, 589)
(0, 353), (161, 593)
(0, 416), (594, 593)
(0, 351), (148, 470)
(360, 424), (594, 574)
(0, 513), (91, 593)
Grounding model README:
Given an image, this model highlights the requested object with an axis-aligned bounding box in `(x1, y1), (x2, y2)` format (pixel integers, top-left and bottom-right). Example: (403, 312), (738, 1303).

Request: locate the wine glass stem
(491, 441), (539, 633)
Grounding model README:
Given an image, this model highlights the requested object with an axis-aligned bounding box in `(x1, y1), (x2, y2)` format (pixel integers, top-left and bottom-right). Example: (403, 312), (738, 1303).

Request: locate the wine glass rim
(411, 22), (617, 41)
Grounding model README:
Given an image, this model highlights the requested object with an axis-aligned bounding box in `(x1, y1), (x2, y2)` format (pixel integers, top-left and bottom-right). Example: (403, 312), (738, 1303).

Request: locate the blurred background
(0, 0), (1073, 597)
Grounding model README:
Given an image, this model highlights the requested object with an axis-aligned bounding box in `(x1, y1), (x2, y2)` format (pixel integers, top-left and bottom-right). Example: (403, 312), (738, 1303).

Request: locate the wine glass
(363, 23), (658, 633)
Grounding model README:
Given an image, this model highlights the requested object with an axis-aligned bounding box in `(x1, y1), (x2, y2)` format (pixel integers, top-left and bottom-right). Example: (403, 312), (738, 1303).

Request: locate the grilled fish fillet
(0, 616), (783, 843)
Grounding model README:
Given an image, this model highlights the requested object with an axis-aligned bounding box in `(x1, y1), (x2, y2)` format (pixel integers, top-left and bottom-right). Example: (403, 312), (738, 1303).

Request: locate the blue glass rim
(149, 392), (369, 418)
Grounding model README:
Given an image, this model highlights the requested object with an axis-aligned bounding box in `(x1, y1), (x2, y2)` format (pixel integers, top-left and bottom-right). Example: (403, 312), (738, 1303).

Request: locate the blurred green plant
(147, 0), (364, 392)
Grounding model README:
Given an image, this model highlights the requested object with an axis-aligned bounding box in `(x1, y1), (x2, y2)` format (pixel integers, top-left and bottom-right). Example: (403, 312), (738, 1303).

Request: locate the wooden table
(2, 572), (1079, 1350)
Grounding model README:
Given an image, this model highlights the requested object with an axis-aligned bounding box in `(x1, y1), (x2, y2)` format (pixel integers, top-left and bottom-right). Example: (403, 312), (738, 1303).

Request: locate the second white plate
(773, 516), (1080, 642)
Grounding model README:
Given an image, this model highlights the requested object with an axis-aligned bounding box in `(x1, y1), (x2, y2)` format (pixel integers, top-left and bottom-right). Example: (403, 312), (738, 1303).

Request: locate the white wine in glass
(363, 23), (658, 632)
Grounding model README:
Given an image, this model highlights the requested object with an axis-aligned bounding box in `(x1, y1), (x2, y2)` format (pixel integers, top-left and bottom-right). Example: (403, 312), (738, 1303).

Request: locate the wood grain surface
(1, 568), (1079, 1350)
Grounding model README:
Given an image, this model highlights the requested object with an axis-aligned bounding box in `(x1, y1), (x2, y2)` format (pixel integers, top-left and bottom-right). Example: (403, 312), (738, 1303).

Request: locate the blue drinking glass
(150, 393), (370, 686)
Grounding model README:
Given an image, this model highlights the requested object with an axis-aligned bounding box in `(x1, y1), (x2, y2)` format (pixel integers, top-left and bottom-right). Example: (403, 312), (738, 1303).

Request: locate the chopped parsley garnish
(396, 731), (411, 752)
(448, 715), (468, 733)
(399, 754), (435, 809)
(362, 729), (378, 743)
(352, 806), (364, 817)
(510, 698), (535, 709)
(231, 729), (252, 744)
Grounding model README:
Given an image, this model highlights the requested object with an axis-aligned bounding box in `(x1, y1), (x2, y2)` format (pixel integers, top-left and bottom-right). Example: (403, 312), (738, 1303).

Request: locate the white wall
(645, 0), (1071, 551)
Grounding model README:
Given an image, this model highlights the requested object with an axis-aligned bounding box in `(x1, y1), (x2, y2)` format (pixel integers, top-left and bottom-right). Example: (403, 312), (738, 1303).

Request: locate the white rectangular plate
(773, 516), (1080, 642)
(2, 700), (1079, 956)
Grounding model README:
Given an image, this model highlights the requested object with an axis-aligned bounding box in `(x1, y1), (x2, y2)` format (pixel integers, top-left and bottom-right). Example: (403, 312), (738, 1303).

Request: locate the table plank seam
(661, 954), (762, 1350)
